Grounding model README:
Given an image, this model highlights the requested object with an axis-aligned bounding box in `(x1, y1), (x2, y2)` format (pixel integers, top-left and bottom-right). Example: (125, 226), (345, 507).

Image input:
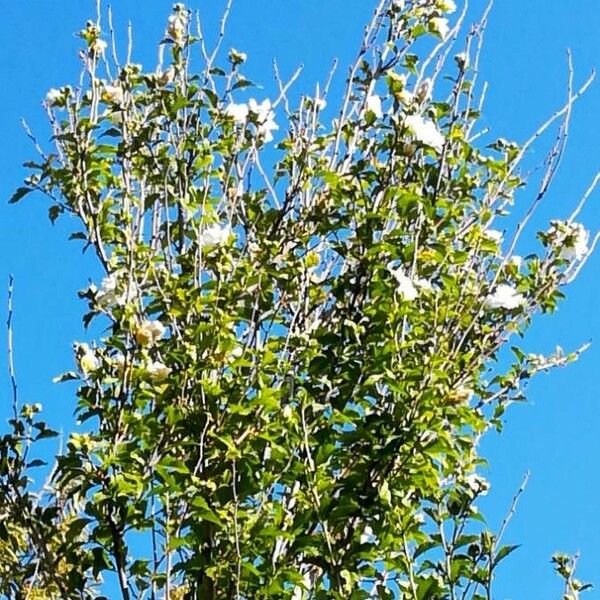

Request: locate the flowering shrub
(5, 1), (596, 598)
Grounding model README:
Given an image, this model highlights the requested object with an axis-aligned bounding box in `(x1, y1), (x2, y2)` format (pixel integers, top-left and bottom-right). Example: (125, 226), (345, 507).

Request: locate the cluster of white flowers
(388, 265), (432, 301)
(146, 360), (171, 382)
(224, 98), (279, 142)
(404, 114), (445, 152)
(167, 5), (188, 44)
(135, 320), (166, 346)
(200, 222), (232, 247)
(547, 220), (589, 262)
(97, 273), (138, 307)
(527, 345), (568, 372)
(484, 283), (525, 311)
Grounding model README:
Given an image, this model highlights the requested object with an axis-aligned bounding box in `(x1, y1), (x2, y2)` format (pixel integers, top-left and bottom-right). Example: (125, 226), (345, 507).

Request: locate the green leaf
(9, 186), (33, 204)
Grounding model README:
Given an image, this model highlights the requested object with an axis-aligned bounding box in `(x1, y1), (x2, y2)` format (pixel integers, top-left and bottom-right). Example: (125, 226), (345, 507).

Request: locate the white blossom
(439, 0), (457, 13)
(167, 13), (187, 43)
(91, 39), (107, 55)
(448, 386), (474, 405)
(97, 273), (138, 307)
(431, 16), (450, 40)
(200, 222), (232, 247)
(135, 320), (166, 346)
(404, 114), (445, 152)
(483, 228), (503, 244)
(146, 361), (171, 382)
(102, 83), (124, 105)
(465, 473), (490, 496)
(228, 48), (247, 64)
(555, 221), (589, 261)
(365, 94), (383, 118)
(45, 88), (62, 107)
(257, 118), (279, 142)
(389, 266), (419, 301)
(485, 284), (525, 310)
(509, 255), (523, 269)
(225, 102), (249, 124)
(248, 98), (273, 122)
(414, 276), (434, 293)
(248, 98), (279, 142)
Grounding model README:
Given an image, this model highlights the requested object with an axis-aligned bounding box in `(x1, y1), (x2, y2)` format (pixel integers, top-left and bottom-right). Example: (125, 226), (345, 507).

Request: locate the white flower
(465, 473), (490, 496)
(102, 83), (124, 105)
(167, 13), (187, 42)
(225, 102), (249, 124)
(97, 273), (138, 307)
(365, 94), (383, 119)
(201, 222), (232, 247)
(439, 0), (457, 13)
(229, 346), (244, 359)
(509, 255), (523, 269)
(146, 361), (171, 382)
(448, 386), (473, 405)
(258, 118), (279, 142)
(414, 511), (426, 525)
(248, 98), (273, 122)
(45, 88), (62, 107)
(404, 114), (445, 152)
(228, 48), (247, 64)
(315, 97), (327, 110)
(76, 343), (100, 374)
(91, 39), (107, 55)
(389, 266), (419, 301)
(561, 222), (589, 261)
(485, 284), (526, 310)
(483, 229), (503, 244)
(431, 16), (450, 40)
(248, 98), (279, 142)
(414, 276), (434, 293)
(135, 320), (166, 346)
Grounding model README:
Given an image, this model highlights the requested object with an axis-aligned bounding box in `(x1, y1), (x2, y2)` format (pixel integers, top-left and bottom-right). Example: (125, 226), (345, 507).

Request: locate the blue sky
(1, 1), (599, 597)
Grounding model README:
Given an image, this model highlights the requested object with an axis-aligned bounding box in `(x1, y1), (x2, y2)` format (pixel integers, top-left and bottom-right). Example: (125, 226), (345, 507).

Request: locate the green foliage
(4, 1), (594, 598)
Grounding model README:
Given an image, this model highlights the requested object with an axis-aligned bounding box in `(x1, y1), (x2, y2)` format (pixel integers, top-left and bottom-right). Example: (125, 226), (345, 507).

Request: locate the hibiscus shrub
(5, 1), (595, 598)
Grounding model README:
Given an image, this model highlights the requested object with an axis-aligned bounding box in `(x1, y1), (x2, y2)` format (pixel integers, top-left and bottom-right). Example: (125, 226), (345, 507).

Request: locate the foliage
(4, 1), (596, 598)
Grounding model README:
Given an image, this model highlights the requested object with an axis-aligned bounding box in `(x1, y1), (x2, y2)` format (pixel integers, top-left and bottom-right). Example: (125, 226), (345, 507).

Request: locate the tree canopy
(2, 1), (595, 598)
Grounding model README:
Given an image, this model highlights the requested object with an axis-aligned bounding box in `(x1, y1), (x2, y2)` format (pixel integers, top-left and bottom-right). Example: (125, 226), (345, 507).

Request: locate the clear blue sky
(1, 1), (599, 597)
